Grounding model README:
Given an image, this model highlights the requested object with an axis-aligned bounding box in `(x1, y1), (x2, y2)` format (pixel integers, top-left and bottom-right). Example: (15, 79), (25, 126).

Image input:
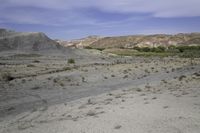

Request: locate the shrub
(95, 48), (105, 51)
(136, 88), (142, 92)
(140, 47), (151, 52)
(168, 45), (176, 50)
(84, 46), (93, 49)
(63, 67), (71, 71)
(68, 58), (75, 64)
(134, 46), (165, 53)
(27, 64), (35, 67)
(133, 46), (141, 51)
(33, 60), (40, 63)
(157, 46), (166, 52)
(1, 72), (15, 81)
(179, 75), (186, 81)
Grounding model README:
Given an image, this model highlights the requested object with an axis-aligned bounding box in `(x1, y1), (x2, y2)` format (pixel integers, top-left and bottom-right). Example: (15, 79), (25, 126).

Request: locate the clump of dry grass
(27, 64), (35, 67)
(179, 75), (186, 81)
(63, 67), (71, 71)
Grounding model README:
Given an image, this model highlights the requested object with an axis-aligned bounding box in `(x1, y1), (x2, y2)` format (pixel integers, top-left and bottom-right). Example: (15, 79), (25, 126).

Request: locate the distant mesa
(0, 28), (62, 52)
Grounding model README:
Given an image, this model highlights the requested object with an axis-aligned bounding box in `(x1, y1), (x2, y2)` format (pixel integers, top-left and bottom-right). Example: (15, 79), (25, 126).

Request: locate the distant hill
(0, 29), (62, 52)
(56, 36), (102, 48)
(56, 33), (200, 49)
(2, 28), (200, 52)
(88, 33), (200, 49)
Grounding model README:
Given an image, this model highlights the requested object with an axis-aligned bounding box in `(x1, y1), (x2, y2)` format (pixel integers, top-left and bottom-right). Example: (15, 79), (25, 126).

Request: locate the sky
(0, 0), (200, 40)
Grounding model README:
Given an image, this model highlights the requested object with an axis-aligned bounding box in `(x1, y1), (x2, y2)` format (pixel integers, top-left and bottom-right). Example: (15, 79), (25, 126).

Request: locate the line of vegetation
(84, 46), (105, 51)
(103, 45), (200, 58)
(83, 45), (200, 58)
(108, 50), (175, 57)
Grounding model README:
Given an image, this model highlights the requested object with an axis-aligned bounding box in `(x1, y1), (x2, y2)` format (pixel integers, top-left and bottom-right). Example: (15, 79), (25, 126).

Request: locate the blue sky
(0, 0), (200, 40)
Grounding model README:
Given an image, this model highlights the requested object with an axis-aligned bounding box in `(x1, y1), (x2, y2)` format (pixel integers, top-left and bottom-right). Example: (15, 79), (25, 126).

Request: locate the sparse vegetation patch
(68, 58), (75, 64)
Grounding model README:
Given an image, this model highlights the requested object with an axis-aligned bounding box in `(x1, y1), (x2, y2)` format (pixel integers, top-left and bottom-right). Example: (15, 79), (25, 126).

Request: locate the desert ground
(0, 49), (200, 133)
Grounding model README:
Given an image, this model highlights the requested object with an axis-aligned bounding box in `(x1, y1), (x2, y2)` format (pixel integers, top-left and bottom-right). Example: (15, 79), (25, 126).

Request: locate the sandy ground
(0, 49), (200, 133)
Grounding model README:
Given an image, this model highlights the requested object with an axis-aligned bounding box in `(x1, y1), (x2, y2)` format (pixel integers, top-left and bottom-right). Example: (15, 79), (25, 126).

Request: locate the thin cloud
(2, 0), (200, 17)
(0, 0), (200, 39)
(1, 0), (200, 26)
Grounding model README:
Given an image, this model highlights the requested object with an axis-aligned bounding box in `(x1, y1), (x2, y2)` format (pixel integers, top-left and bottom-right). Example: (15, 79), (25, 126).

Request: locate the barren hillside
(0, 29), (61, 51)
(56, 36), (101, 48)
(90, 33), (200, 49)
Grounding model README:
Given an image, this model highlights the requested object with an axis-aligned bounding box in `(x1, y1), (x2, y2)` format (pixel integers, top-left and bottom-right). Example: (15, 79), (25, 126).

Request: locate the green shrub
(84, 46), (93, 49)
(27, 64), (35, 67)
(157, 46), (166, 52)
(68, 58), (75, 64)
(140, 47), (151, 52)
(151, 47), (165, 53)
(95, 48), (105, 51)
(168, 45), (176, 50)
(134, 47), (151, 52)
(134, 46), (165, 53)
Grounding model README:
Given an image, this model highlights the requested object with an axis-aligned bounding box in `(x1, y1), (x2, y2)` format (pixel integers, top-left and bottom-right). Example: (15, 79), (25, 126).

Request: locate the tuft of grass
(63, 67), (71, 71)
(53, 78), (58, 83)
(193, 72), (200, 77)
(82, 76), (86, 82)
(136, 88), (142, 92)
(60, 82), (64, 87)
(31, 86), (40, 90)
(179, 75), (186, 81)
(27, 64), (35, 67)
(123, 75), (128, 79)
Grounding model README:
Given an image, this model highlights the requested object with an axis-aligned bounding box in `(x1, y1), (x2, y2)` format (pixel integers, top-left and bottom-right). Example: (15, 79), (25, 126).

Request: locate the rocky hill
(89, 33), (200, 49)
(56, 36), (102, 48)
(0, 29), (61, 51)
